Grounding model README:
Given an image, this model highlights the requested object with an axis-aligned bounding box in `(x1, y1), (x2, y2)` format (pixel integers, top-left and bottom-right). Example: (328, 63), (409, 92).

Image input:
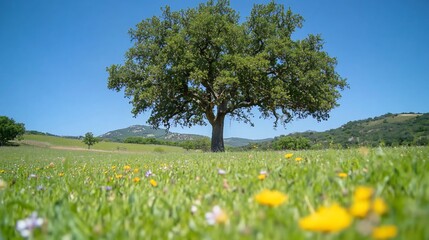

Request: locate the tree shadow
(2, 142), (21, 147)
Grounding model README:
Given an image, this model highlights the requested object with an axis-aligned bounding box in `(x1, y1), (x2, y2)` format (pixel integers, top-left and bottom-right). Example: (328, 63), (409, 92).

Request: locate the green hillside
(20, 134), (186, 153)
(100, 125), (206, 142)
(239, 113), (428, 150)
(288, 113), (428, 148)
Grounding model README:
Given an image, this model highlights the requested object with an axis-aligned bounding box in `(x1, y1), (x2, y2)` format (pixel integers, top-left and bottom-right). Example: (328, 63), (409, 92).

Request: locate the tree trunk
(211, 114), (225, 152)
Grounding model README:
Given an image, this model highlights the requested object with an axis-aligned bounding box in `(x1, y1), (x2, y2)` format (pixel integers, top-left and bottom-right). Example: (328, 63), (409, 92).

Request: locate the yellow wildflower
(58, 172), (64, 177)
(254, 189), (288, 207)
(284, 153), (294, 159)
(371, 225), (397, 239)
(299, 203), (352, 233)
(295, 157), (303, 162)
(111, 166), (116, 170)
(132, 177), (140, 183)
(354, 186), (374, 201)
(372, 197), (388, 216)
(0, 169), (5, 174)
(337, 172), (348, 178)
(115, 174), (123, 179)
(350, 200), (371, 218)
(258, 174), (266, 180)
(133, 168), (139, 174)
(123, 165), (131, 171)
(150, 179), (157, 187)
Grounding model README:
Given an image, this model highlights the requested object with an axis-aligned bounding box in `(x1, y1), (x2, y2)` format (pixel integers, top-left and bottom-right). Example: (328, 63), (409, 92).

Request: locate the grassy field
(21, 134), (185, 153)
(0, 140), (428, 239)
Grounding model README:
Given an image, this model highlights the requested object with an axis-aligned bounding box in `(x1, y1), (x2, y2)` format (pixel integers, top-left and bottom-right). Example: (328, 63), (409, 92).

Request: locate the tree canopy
(107, 0), (347, 152)
(0, 116), (25, 146)
(82, 132), (99, 149)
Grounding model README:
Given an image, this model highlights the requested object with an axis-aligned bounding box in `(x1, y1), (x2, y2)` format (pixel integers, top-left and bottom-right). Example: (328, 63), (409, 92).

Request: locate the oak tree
(0, 116), (25, 146)
(107, 0), (347, 152)
(82, 132), (99, 149)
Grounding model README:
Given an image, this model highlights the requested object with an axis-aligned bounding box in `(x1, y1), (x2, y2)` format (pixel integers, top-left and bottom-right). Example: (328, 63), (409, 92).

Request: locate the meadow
(0, 136), (428, 239)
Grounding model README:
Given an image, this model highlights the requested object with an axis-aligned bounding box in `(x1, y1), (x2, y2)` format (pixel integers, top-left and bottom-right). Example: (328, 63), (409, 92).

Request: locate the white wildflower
(205, 205), (228, 225)
(16, 212), (44, 238)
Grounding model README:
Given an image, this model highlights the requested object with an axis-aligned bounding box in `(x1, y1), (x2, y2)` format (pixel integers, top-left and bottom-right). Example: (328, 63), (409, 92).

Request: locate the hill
(99, 125), (271, 147)
(99, 125), (207, 142)
(20, 134), (185, 153)
(283, 112), (428, 148)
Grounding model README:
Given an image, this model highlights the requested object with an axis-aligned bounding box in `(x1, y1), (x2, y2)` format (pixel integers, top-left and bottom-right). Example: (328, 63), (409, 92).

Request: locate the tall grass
(1, 145), (428, 239)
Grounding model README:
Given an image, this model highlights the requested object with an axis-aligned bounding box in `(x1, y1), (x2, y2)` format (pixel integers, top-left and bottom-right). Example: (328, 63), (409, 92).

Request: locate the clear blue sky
(1, 0), (428, 139)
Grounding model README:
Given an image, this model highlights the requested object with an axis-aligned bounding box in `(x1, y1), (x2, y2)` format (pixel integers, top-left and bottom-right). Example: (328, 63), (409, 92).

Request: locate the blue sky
(1, 0), (428, 139)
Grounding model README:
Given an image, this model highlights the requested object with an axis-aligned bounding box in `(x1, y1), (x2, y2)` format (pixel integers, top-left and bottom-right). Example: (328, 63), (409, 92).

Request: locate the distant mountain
(99, 125), (271, 147)
(99, 125), (205, 142)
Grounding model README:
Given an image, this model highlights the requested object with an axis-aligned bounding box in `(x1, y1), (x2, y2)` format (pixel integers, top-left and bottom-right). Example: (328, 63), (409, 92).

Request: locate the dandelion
(111, 166), (116, 170)
(350, 199), (371, 218)
(115, 174), (123, 179)
(337, 172), (348, 178)
(123, 165), (131, 172)
(350, 186), (374, 218)
(372, 197), (388, 216)
(58, 172), (65, 177)
(254, 189), (288, 207)
(205, 205), (228, 225)
(0, 169), (5, 174)
(150, 179), (157, 187)
(371, 225), (397, 239)
(16, 212), (44, 238)
(299, 203), (352, 233)
(133, 168), (139, 174)
(295, 157), (303, 162)
(353, 186), (374, 201)
(145, 170), (152, 178)
(132, 177), (140, 183)
(284, 153), (294, 159)
(258, 170), (267, 180)
(218, 169), (226, 175)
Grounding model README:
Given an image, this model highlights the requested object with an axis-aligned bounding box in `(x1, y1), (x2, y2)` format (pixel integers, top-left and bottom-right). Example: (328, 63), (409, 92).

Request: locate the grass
(1, 143), (428, 239)
(364, 114), (420, 127)
(21, 134), (185, 153)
